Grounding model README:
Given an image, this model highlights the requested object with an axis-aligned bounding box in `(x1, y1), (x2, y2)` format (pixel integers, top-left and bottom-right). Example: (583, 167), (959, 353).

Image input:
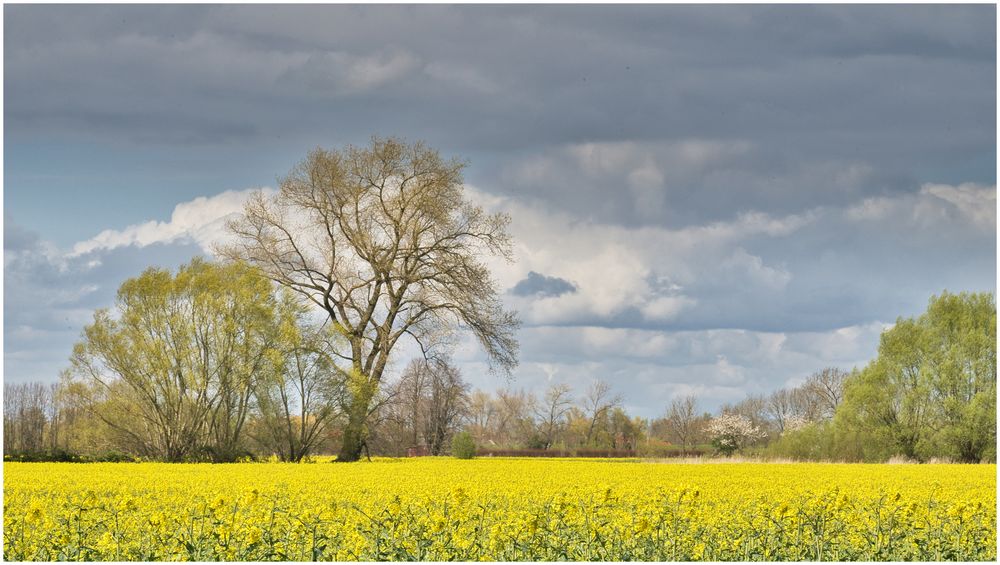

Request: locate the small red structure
(406, 445), (430, 457)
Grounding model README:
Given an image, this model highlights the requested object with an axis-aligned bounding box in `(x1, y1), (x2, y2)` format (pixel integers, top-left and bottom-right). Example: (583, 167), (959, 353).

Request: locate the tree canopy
(67, 259), (286, 462)
(836, 291), (996, 462)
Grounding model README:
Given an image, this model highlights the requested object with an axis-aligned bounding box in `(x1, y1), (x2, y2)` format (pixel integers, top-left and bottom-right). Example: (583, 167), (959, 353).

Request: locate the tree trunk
(336, 387), (376, 462)
(430, 425), (446, 456)
(337, 415), (365, 462)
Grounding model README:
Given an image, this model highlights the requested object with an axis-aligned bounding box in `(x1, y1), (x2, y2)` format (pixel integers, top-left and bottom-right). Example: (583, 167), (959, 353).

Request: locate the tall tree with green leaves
(222, 137), (519, 461)
(837, 291), (996, 462)
(68, 259), (283, 462)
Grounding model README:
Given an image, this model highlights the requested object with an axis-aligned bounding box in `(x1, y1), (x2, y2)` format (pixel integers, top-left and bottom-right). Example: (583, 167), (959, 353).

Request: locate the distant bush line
(3, 449), (136, 463)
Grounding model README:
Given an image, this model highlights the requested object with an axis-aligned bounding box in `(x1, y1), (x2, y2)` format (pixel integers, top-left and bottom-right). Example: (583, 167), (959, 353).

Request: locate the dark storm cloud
(5, 6), (994, 225)
(510, 272), (578, 298)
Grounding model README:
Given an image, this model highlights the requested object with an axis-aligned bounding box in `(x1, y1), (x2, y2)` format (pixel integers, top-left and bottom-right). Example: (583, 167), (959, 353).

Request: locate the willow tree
(67, 259), (281, 462)
(837, 291), (996, 462)
(222, 137), (519, 461)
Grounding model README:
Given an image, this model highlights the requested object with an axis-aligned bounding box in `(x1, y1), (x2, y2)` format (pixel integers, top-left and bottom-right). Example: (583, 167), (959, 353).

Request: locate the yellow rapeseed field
(3, 458), (996, 561)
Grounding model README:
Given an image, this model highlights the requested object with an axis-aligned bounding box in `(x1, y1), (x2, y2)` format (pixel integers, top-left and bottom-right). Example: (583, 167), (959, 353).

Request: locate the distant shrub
(524, 434), (548, 450)
(2, 449), (136, 463)
(451, 432), (476, 459)
(94, 451), (136, 463)
(639, 439), (710, 459)
(765, 421), (837, 461)
(4, 449), (83, 463)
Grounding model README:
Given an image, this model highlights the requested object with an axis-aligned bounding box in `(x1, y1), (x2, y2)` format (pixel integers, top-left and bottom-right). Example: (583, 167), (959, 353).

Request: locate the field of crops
(4, 458), (996, 561)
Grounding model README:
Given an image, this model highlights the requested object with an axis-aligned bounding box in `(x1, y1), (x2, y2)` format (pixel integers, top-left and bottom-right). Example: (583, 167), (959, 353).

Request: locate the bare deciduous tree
(805, 367), (850, 419)
(495, 388), (537, 447)
(3, 382), (52, 453)
(767, 388), (798, 434)
(465, 390), (497, 444)
(252, 296), (345, 462)
(664, 395), (700, 452)
(222, 137), (519, 461)
(398, 359), (432, 449)
(582, 380), (621, 446)
(534, 383), (574, 450)
(368, 358), (467, 456)
(423, 359), (469, 455)
(725, 393), (770, 439)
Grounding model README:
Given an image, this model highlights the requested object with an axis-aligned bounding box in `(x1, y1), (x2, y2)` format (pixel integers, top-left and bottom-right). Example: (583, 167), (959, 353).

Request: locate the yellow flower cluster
(3, 459), (995, 561)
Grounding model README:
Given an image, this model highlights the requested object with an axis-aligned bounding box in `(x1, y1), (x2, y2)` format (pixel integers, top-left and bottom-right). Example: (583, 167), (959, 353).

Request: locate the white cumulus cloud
(468, 185), (814, 329)
(70, 187), (274, 257)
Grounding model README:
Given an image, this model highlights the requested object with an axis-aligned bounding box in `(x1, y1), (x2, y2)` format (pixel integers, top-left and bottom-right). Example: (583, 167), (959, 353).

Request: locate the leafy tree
(837, 291), (996, 462)
(222, 137), (519, 461)
(52, 379), (117, 456)
(766, 420), (837, 461)
(608, 407), (646, 450)
(67, 259), (283, 462)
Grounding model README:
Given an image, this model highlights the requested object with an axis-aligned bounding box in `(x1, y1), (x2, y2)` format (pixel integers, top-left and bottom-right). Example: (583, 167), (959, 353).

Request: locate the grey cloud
(499, 140), (922, 228)
(510, 271), (578, 298)
(5, 6), (994, 158)
(5, 5), (995, 242)
(487, 182), (994, 335)
(279, 47), (422, 96)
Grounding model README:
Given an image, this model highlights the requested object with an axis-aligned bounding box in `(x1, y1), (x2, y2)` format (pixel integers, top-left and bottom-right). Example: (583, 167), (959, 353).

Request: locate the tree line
(7, 290), (994, 463)
(370, 376), (647, 456)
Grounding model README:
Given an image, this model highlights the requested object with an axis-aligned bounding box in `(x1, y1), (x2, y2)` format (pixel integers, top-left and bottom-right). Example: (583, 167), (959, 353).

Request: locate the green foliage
(67, 258), (288, 462)
(451, 431), (477, 459)
(3, 449), (136, 463)
(710, 437), (735, 456)
(836, 291), (996, 462)
(766, 422), (837, 461)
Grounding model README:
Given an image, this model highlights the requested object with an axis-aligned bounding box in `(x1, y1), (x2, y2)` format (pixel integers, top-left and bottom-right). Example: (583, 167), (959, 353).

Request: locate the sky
(4, 4), (997, 418)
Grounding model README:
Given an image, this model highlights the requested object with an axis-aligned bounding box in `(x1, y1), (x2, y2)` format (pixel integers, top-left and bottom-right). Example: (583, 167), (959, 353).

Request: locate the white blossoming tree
(707, 413), (765, 456)
(782, 414), (809, 435)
